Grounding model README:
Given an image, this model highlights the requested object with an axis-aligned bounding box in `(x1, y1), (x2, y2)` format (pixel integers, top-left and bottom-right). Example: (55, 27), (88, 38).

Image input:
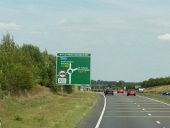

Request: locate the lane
(99, 93), (170, 128)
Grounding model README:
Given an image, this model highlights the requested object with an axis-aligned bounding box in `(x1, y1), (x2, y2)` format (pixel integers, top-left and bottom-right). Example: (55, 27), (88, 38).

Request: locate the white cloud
(0, 22), (20, 30)
(158, 33), (170, 41)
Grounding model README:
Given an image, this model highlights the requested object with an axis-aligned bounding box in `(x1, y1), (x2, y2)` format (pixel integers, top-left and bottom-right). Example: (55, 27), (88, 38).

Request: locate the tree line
(140, 77), (170, 88)
(91, 80), (137, 90)
(91, 76), (170, 90)
(0, 33), (56, 96)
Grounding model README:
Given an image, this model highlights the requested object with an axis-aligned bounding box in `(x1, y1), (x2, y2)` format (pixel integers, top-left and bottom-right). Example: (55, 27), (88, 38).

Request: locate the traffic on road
(97, 92), (170, 128)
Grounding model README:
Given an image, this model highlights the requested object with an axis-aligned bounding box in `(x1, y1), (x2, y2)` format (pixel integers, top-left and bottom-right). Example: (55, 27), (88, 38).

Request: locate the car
(104, 89), (114, 95)
(162, 91), (170, 96)
(127, 89), (136, 96)
(117, 89), (124, 93)
(138, 87), (144, 93)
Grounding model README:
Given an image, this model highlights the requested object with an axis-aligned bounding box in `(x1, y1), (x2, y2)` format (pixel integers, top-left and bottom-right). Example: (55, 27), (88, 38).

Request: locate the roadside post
(56, 53), (91, 94)
(124, 86), (126, 91)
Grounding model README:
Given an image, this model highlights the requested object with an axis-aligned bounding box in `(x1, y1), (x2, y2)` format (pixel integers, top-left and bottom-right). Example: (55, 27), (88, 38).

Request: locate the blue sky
(1, 0), (170, 82)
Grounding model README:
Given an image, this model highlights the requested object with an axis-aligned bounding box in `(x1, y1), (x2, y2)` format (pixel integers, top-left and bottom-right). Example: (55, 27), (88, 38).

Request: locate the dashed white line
(148, 113), (152, 116)
(156, 121), (161, 124)
(142, 108), (145, 111)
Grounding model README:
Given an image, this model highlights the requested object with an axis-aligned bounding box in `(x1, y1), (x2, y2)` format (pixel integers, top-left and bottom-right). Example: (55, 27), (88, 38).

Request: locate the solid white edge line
(137, 95), (170, 106)
(95, 92), (106, 128)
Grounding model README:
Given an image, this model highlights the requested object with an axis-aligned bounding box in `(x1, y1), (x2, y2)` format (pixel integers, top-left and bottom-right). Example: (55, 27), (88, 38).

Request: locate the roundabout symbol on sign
(67, 63), (78, 84)
(59, 71), (66, 78)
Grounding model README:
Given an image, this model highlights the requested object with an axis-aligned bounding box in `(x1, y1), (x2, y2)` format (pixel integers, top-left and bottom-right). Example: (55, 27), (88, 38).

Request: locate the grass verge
(0, 90), (99, 128)
(143, 85), (170, 94)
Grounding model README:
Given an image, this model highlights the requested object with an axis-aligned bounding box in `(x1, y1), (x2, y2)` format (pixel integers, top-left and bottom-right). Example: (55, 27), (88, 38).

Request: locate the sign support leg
(61, 85), (63, 96)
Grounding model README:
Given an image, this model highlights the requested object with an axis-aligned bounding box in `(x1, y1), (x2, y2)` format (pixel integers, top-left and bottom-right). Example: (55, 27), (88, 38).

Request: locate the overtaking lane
(99, 93), (170, 128)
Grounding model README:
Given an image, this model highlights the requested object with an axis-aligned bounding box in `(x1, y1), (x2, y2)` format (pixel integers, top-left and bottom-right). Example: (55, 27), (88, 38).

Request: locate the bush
(4, 64), (35, 93)
(0, 89), (8, 99)
(0, 33), (57, 94)
(14, 115), (23, 121)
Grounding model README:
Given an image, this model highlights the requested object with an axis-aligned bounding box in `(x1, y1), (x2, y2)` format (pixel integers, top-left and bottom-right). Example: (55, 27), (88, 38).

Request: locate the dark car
(127, 89), (136, 96)
(104, 89), (114, 95)
(162, 91), (170, 96)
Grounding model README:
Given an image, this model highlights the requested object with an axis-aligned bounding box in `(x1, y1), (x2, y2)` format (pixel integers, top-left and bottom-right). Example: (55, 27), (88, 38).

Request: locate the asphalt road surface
(99, 93), (170, 128)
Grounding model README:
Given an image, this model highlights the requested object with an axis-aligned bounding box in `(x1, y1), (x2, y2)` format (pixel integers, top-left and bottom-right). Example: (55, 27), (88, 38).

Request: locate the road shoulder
(76, 93), (104, 128)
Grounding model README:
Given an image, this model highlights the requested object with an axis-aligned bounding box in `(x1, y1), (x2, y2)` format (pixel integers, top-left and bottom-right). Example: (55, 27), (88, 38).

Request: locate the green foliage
(141, 77), (170, 88)
(0, 89), (8, 99)
(14, 115), (23, 121)
(39, 51), (56, 87)
(91, 80), (138, 90)
(6, 64), (34, 92)
(22, 44), (43, 64)
(0, 33), (56, 95)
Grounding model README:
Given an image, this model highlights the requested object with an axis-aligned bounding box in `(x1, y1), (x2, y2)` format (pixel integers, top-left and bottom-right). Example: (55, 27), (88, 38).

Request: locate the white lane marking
(137, 95), (170, 106)
(156, 121), (161, 124)
(105, 111), (170, 113)
(95, 93), (106, 128)
(142, 108), (145, 111)
(148, 113), (152, 116)
(104, 116), (170, 118)
(137, 105), (140, 107)
(134, 103), (136, 104)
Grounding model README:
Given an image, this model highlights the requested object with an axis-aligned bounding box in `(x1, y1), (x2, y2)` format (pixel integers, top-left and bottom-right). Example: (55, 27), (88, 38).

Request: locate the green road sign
(56, 53), (91, 85)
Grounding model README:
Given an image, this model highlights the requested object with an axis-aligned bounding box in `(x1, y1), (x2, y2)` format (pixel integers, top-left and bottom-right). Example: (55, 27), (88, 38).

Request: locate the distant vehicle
(162, 91), (170, 96)
(138, 87), (144, 93)
(104, 89), (114, 95)
(127, 89), (136, 96)
(117, 89), (124, 93)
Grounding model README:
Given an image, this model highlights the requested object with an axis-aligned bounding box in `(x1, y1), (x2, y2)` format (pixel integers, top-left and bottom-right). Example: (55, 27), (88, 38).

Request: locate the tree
(0, 33), (58, 94)
(0, 34), (37, 93)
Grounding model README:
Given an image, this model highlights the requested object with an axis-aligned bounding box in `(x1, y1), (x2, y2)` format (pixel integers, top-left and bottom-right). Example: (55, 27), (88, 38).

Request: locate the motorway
(99, 93), (170, 128)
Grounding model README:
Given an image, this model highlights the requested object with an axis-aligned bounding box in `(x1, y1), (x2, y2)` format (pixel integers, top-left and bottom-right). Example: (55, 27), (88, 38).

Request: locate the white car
(138, 88), (144, 93)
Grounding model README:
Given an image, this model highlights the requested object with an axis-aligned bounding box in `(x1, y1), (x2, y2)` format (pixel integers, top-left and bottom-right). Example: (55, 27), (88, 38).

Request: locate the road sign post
(56, 53), (91, 85)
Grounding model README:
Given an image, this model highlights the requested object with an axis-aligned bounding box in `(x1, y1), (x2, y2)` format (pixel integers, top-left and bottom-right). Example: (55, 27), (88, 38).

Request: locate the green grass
(0, 92), (99, 128)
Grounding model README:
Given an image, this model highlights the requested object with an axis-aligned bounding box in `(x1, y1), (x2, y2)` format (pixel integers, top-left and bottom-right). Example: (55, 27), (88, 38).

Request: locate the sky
(0, 0), (170, 82)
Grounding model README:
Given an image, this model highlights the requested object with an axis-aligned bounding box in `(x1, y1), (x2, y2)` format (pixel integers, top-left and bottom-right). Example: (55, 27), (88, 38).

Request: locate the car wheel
(127, 94), (129, 96)
(134, 94), (136, 96)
